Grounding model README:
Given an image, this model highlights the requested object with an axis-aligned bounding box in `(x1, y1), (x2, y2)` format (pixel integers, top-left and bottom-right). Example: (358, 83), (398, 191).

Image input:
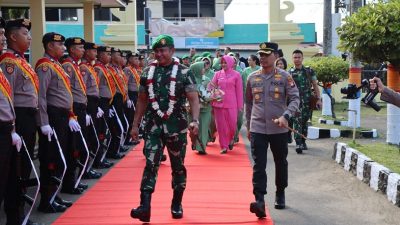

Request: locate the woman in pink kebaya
(210, 55), (243, 154)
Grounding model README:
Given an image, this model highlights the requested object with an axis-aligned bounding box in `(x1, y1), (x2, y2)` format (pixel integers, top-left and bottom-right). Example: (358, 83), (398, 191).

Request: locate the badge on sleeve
(6, 64), (14, 74)
(287, 75), (295, 88)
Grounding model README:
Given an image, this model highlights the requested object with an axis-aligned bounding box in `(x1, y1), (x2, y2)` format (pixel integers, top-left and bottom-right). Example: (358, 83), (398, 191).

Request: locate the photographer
(370, 77), (400, 107)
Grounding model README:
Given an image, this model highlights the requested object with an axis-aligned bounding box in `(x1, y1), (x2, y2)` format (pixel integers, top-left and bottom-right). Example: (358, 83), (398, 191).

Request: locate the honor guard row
(0, 17), (143, 225)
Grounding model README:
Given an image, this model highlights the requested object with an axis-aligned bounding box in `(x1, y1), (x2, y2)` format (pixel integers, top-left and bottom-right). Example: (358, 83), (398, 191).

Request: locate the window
(162, 0), (215, 18)
(60, 8), (78, 21)
(94, 8), (120, 22)
(45, 8), (78, 22)
(45, 8), (60, 21)
(1, 7), (29, 20)
(137, 0), (146, 20)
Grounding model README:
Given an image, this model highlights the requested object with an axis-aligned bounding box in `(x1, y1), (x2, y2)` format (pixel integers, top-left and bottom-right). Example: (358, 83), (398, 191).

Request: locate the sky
(224, 0), (326, 43)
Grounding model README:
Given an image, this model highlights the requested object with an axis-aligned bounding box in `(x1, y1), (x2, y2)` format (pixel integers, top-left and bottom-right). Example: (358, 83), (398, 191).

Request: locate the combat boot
(274, 191), (285, 209)
(131, 192), (151, 222)
(171, 190), (184, 219)
(250, 193), (266, 218)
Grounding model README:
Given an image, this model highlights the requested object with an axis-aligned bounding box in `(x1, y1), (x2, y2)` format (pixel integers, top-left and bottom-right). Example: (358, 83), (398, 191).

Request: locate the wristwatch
(283, 114), (290, 122)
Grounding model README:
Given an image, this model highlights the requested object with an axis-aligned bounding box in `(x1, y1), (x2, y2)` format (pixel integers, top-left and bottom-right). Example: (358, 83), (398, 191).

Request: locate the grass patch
(348, 142), (400, 174)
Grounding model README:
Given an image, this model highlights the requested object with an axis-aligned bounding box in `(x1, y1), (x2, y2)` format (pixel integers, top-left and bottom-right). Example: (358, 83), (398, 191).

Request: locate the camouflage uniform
(288, 66), (316, 145)
(139, 64), (196, 193)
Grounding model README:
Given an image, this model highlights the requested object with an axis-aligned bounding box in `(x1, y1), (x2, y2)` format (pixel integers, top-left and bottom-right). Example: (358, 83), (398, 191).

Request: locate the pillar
(83, 1), (95, 42)
(29, 0), (45, 65)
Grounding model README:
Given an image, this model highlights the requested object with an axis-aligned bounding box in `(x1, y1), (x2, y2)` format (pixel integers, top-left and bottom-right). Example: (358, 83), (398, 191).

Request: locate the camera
(341, 79), (381, 111)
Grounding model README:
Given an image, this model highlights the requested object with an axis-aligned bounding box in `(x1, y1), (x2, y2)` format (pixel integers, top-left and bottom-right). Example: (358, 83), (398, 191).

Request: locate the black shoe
(55, 196), (73, 207)
(107, 152), (125, 159)
(274, 192), (286, 209)
(220, 149), (227, 154)
(234, 137), (239, 143)
(61, 187), (84, 195)
(250, 201), (266, 218)
(102, 160), (114, 168)
(197, 150), (207, 155)
(161, 154), (167, 162)
(131, 205), (150, 222)
(228, 140), (234, 150)
(191, 145), (196, 150)
(78, 182), (89, 190)
(295, 145), (303, 154)
(171, 203), (183, 219)
(120, 146), (130, 152)
(38, 201), (67, 213)
(83, 169), (102, 179)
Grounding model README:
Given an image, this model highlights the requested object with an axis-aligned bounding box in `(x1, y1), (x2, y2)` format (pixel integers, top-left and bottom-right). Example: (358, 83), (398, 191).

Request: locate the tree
(304, 56), (349, 118)
(337, 0), (400, 67)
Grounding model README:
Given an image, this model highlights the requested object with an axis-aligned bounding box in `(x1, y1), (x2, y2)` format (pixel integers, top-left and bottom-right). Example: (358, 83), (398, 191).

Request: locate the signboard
(185, 38), (219, 49)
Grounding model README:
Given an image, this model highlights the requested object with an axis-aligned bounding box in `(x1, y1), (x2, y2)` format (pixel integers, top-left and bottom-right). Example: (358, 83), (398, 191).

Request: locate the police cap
(257, 42), (279, 55)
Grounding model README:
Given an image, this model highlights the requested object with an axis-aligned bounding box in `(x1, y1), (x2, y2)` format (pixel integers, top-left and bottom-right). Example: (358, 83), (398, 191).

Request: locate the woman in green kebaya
(190, 62), (212, 154)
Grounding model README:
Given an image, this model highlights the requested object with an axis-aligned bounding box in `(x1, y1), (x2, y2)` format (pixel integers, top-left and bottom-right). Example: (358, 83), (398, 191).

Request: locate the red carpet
(53, 135), (273, 225)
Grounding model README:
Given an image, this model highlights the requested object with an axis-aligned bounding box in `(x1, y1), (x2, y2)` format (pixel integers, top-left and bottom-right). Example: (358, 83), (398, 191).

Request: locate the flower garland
(147, 57), (180, 120)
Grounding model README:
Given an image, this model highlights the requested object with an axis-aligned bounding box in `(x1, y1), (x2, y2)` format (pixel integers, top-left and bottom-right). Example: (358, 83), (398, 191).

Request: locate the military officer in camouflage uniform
(130, 35), (199, 222)
(289, 49), (321, 154)
(246, 42), (299, 216)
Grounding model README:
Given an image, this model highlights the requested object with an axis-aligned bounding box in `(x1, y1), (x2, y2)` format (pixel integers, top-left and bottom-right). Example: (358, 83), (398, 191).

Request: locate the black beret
(0, 17), (6, 29)
(127, 51), (139, 59)
(97, 46), (112, 52)
(64, 37), (85, 49)
(5, 18), (31, 31)
(42, 32), (65, 46)
(84, 42), (97, 50)
(111, 47), (121, 54)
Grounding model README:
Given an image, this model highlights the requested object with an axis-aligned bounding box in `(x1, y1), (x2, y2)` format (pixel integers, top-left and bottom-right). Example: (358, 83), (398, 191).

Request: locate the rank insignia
(161, 38), (166, 45)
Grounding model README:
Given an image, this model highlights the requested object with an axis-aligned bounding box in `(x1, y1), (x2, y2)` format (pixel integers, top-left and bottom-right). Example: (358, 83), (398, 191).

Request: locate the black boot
(295, 139), (303, 154)
(130, 192), (151, 222)
(171, 190), (184, 219)
(274, 191), (285, 209)
(250, 193), (266, 218)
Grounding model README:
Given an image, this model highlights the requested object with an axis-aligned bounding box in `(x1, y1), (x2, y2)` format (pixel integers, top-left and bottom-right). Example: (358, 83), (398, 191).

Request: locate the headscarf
(190, 62), (205, 84)
(221, 55), (235, 74)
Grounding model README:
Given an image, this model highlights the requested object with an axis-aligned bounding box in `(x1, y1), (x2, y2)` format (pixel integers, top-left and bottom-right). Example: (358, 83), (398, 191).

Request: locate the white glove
(127, 100), (133, 109)
(40, 125), (54, 141)
(11, 132), (22, 152)
(96, 107), (104, 118)
(109, 109), (115, 118)
(69, 118), (81, 132)
(85, 114), (91, 126)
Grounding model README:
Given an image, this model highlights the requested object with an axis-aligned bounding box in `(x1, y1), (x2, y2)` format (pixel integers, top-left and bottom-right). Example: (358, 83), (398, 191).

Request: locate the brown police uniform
(245, 42), (300, 214)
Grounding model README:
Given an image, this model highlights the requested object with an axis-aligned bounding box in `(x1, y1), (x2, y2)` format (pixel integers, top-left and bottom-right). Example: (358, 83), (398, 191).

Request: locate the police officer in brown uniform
(106, 47), (126, 159)
(0, 18), (38, 224)
(36, 32), (82, 212)
(62, 37), (91, 192)
(80, 42), (103, 178)
(123, 51), (141, 145)
(94, 46), (116, 167)
(245, 42), (299, 216)
(0, 17), (24, 224)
